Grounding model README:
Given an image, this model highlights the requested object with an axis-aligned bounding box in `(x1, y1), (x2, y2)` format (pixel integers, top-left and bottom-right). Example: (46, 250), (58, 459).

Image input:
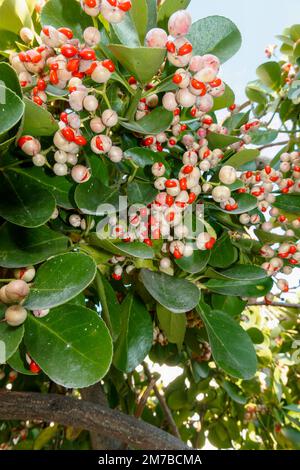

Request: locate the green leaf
(212, 83), (235, 111)
(205, 277), (273, 298)
(249, 129), (278, 145)
(206, 132), (240, 149)
(146, 0), (157, 31)
(0, 305), (24, 363)
(8, 342), (35, 375)
(124, 147), (169, 168)
(157, 304), (186, 347)
(34, 425), (59, 450)
(22, 97), (59, 136)
(74, 177), (119, 215)
(24, 304), (113, 388)
(247, 327), (264, 344)
(0, 85), (24, 136)
(13, 167), (76, 209)
(197, 303), (257, 379)
(212, 192), (258, 215)
(0, 62), (22, 97)
(130, 0), (148, 44)
(246, 80), (269, 104)
(0, 223), (69, 268)
(221, 380), (247, 404)
(0, 0), (33, 50)
(127, 180), (157, 205)
(274, 194), (300, 214)
(108, 45), (166, 84)
(290, 24), (300, 41)
(225, 149), (260, 168)
(218, 265), (268, 281)
(95, 272), (121, 341)
(41, 0), (93, 40)
(223, 111), (250, 132)
(140, 269), (200, 314)
(111, 10), (141, 47)
(88, 234), (155, 259)
(175, 250), (210, 274)
(24, 253), (97, 310)
(281, 427), (300, 449)
(0, 171), (56, 228)
(284, 404), (300, 413)
(256, 62), (282, 91)
(157, 0), (190, 30)
(209, 235), (238, 269)
(113, 293), (152, 373)
(187, 16), (242, 64)
(121, 107), (173, 134)
(212, 295), (247, 317)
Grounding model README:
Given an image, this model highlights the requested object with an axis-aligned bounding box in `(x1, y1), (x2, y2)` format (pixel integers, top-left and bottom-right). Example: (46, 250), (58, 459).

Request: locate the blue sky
(188, 0), (300, 102)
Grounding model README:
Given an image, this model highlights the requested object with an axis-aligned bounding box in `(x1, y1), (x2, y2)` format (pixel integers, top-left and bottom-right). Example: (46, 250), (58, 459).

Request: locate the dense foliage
(0, 0), (299, 450)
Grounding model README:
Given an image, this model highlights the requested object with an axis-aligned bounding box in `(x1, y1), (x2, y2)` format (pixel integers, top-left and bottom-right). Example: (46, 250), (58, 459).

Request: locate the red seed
(178, 43), (193, 56)
(61, 127), (75, 142)
(118, 1), (132, 12)
(79, 49), (96, 61)
(61, 44), (78, 58)
(58, 27), (73, 39)
(102, 59), (115, 72)
(166, 41), (175, 53)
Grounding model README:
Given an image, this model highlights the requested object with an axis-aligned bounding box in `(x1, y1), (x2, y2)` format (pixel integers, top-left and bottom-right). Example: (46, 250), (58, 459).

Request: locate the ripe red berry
(166, 41), (175, 53)
(37, 78), (47, 91)
(102, 59), (115, 72)
(49, 70), (59, 85)
(173, 74), (183, 84)
(209, 78), (222, 88)
(74, 135), (87, 146)
(79, 49), (96, 61)
(58, 27), (73, 40)
(29, 360), (41, 374)
(61, 44), (78, 58)
(67, 58), (80, 72)
(61, 127), (75, 142)
(178, 43), (193, 56)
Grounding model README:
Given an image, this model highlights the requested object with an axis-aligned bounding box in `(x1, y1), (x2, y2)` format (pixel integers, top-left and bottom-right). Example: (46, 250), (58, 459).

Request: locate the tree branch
(143, 363), (181, 440)
(0, 391), (188, 450)
(248, 301), (300, 309)
(257, 141), (289, 151)
(135, 376), (158, 419)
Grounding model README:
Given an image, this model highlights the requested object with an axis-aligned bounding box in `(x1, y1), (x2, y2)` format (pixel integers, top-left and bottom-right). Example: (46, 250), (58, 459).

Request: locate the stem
(128, 160), (139, 183)
(135, 377), (158, 419)
(248, 302), (300, 308)
(257, 141), (289, 151)
(143, 362), (181, 439)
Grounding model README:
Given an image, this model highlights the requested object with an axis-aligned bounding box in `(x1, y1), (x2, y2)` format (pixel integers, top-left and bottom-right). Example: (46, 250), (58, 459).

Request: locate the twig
(0, 391), (188, 451)
(143, 362), (181, 440)
(258, 141), (289, 151)
(247, 302), (300, 309)
(135, 377), (158, 419)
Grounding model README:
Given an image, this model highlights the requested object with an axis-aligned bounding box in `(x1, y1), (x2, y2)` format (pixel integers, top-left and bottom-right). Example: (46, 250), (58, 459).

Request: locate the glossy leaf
(146, 0), (157, 31)
(256, 61), (282, 90)
(22, 97), (59, 136)
(140, 269), (200, 314)
(249, 129), (278, 145)
(187, 16), (242, 64)
(124, 147), (169, 168)
(274, 194), (300, 214)
(209, 235), (238, 269)
(95, 272), (121, 341)
(225, 149), (260, 168)
(127, 180), (157, 205)
(121, 107), (173, 134)
(205, 277), (273, 297)
(206, 132), (240, 149)
(74, 177), (119, 215)
(129, 0), (148, 43)
(219, 265), (269, 281)
(25, 304), (113, 388)
(111, 9), (141, 47)
(0, 171), (56, 228)
(212, 83), (235, 111)
(157, 0), (190, 29)
(24, 253), (97, 310)
(41, 0), (93, 39)
(108, 45), (166, 84)
(221, 381), (247, 405)
(113, 293), (152, 372)
(211, 192), (258, 215)
(0, 306), (24, 363)
(0, 223), (69, 268)
(212, 295), (247, 317)
(197, 303), (257, 379)
(0, 62), (22, 97)
(157, 304), (186, 347)
(88, 234), (155, 259)
(0, 85), (24, 136)
(175, 250), (210, 274)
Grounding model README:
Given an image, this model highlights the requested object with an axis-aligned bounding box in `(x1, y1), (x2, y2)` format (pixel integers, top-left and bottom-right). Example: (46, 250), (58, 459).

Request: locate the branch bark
(248, 302), (300, 309)
(0, 391), (188, 450)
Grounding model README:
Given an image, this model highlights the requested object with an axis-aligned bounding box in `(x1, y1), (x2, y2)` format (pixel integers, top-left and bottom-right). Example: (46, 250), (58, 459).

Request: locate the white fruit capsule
(145, 28), (168, 48)
(83, 95), (99, 112)
(160, 257), (171, 270)
(108, 146), (123, 163)
(239, 214), (250, 225)
(5, 305), (28, 327)
(168, 10), (192, 37)
(54, 150), (68, 164)
(219, 166), (237, 185)
(32, 154), (46, 167)
(71, 165), (91, 184)
(152, 162), (166, 177)
(176, 89), (196, 108)
(162, 92), (178, 112)
(212, 186), (231, 203)
(67, 154), (78, 166)
(90, 117), (106, 133)
(69, 214), (82, 228)
(33, 309), (50, 318)
(14, 266), (35, 283)
(53, 163), (68, 176)
(154, 177), (167, 191)
(5, 280), (30, 303)
(91, 135), (112, 154)
(101, 3), (126, 23)
(83, 26), (101, 46)
(19, 137), (41, 156)
(102, 109), (118, 127)
(91, 64), (111, 83)
(196, 232), (211, 250)
(183, 244), (194, 257)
